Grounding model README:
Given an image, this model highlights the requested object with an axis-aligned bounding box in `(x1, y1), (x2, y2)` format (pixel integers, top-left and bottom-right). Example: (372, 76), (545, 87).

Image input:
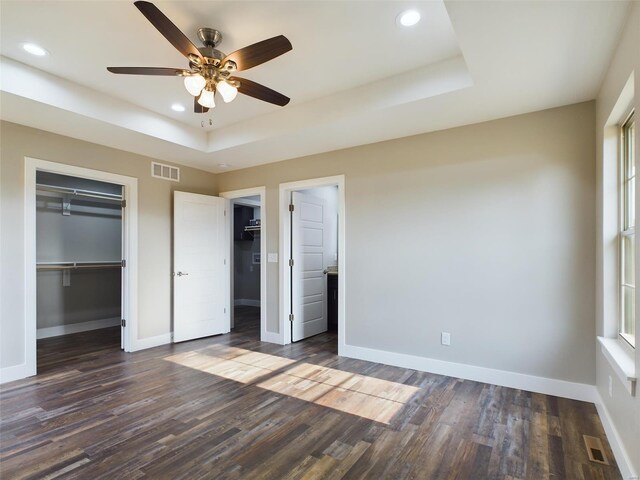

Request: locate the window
(620, 111), (635, 348)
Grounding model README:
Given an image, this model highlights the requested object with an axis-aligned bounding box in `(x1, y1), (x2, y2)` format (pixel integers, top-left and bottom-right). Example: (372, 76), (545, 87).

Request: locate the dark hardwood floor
(233, 306), (265, 336)
(0, 310), (621, 479)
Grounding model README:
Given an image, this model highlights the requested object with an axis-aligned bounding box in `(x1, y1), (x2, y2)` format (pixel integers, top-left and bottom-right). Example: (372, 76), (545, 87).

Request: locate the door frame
(24, 157), (139, 377)
(279, 175), (345, 352)
(219, 187), (270, 342)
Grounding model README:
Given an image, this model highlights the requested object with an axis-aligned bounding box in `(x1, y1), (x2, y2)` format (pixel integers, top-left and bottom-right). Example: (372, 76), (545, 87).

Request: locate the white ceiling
(0, 0), (631, 173)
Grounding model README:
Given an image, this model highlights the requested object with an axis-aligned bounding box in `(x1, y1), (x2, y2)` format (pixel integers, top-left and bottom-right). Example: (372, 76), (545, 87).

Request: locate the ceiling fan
(107, 1), (292, 114)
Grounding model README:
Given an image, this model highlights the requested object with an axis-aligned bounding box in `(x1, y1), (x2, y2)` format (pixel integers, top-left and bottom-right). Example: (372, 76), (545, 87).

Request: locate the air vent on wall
(151, 162), (180, 182)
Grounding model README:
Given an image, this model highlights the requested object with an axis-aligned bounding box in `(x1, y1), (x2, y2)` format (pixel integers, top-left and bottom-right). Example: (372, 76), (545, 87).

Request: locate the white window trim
(601, 73), (636, 397)
(619, 111), (636, 349)
(598, 337), (636, 395)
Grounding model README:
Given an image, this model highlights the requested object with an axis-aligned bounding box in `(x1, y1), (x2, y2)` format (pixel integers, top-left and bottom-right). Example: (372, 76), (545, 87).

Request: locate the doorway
(24, 158), (138, 378)
(279, 176), (345, 350)
(220, 187), (268, 341)
(231, 196), (261, 337)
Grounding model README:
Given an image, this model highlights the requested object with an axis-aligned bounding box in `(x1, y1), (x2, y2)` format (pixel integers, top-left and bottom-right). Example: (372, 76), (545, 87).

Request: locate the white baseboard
(261, 331), (284, 344)
(131, 332), (172, 352)
(594, 392), (638, 479)
(37, 317), (121, 339)
(234, 299), (260, 307)
(341, 344), (597, 403)
(0, 362), (35, 385)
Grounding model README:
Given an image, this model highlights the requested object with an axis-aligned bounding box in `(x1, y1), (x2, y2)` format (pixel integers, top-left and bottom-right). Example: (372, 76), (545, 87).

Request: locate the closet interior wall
(36, 171), (122, 338)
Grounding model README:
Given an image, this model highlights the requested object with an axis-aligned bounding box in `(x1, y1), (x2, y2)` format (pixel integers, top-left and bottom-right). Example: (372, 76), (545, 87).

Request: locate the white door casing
(120, 185), (125, 350)
(173, 191), (229, 343)
(291, 191), (328, 341)
(18, 158), (138, 385)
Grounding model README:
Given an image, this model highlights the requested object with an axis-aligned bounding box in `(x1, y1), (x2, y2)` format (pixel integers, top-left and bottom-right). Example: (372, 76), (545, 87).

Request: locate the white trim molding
(219, 187), (268, 343)
(594, 393), (638, 480)
(341, 343), (597, 403)
(131, 332), (172, 351)
(23, 157), (139, 383)
(37, 317), (121, 339)
(598, 337), (637, 396)
(261, 331), (283, 345)
(0, 363), (33, 385)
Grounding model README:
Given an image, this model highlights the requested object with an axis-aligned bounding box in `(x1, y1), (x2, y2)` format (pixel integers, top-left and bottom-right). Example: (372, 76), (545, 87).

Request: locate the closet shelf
(37, 261), (122, 271)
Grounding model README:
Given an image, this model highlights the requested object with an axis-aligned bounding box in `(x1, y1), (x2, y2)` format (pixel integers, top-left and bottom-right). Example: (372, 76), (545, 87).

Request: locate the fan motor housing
(198, 28), (222, 47)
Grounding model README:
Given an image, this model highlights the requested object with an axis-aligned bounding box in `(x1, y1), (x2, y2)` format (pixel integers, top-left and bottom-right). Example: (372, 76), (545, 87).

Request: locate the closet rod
(36, 183), (123, 202)
(36, 261), (122, 271)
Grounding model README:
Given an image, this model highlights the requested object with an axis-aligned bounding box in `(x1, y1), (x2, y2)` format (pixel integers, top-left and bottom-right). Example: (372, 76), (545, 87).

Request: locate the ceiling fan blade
(231, 77), (290, 106)
(194, 95), (209, 113)
(107, 67), (187, 76)
(134, 1), (202, 61)
(223, 35), (292, 71)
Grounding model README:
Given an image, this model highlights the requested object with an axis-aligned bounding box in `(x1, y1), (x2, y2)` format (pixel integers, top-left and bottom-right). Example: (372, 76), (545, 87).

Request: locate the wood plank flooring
(0, 307), (622, 479)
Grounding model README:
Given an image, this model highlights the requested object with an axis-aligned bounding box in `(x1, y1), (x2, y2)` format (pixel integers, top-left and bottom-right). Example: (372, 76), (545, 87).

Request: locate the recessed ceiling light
(171, 103), (186, 112)
(22, 43), (48, 56)
(218, 164), (230, 169)
(397, 10), (421, 27)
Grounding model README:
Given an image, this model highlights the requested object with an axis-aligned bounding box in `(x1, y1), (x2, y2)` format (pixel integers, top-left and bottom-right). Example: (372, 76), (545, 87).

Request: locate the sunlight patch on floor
(165, 348), (296, 384)
(257, 363), (420, 424)
(165, 345), (420, 424)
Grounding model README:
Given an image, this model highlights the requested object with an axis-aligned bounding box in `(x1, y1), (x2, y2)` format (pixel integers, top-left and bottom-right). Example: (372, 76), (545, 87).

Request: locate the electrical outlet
(608, 375), (613, 397)
(441, 332), (451, 346)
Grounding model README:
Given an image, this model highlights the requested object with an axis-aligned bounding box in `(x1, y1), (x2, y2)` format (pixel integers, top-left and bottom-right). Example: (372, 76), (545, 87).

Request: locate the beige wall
(218, 101), (596, 385)
(0, 121), (217, 368)
(595, 1), (640, 475)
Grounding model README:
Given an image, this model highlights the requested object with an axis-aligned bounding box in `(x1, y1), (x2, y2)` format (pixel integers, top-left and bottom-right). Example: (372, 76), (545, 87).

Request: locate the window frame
(619, 110), (636, 348)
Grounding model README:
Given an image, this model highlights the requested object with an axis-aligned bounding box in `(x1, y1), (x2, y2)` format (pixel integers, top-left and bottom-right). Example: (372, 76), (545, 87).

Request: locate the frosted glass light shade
(197, 88), (216, 108)
(184, 75), (206, 96)
(217, 80), (238, 103)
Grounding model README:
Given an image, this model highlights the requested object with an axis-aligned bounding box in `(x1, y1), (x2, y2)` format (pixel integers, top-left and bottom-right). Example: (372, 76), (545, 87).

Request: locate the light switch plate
(268, 253), (278, 263)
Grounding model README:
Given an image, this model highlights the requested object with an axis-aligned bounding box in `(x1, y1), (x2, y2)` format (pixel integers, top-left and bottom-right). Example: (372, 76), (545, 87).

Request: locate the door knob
(176, 271), (189, 276)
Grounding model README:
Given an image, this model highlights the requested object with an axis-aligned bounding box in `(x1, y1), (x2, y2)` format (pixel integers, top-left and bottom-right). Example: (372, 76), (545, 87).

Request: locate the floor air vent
(583, 435), (609, 465)
(151, 162), (180, 182)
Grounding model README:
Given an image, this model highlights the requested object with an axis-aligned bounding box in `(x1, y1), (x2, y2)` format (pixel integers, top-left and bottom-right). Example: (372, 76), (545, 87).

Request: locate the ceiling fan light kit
(217, 80), (238, 103)
(198, 87), (216, 109)
(184, 74), (206, 96)
(107, 1), (292, 114)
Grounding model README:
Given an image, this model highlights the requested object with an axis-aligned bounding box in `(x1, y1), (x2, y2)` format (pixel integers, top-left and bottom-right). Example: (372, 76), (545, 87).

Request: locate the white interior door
(291, 191), (328, 341)
(173, 191), (230, 343)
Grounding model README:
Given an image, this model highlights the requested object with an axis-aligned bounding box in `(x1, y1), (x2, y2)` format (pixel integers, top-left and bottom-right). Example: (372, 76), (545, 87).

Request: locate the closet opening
(35, 171), (125, 372)
(230, 196), (262, 339)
